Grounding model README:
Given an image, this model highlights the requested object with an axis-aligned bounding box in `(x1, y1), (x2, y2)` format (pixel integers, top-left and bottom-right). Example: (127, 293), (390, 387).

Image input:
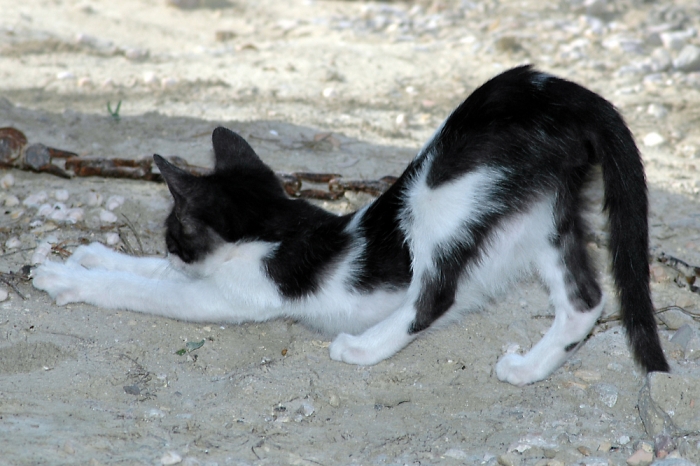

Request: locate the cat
(32, 65), (669, 386)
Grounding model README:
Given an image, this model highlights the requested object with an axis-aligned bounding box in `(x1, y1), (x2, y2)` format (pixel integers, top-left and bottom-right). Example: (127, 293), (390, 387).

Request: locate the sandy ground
(1, 0), (700, 464)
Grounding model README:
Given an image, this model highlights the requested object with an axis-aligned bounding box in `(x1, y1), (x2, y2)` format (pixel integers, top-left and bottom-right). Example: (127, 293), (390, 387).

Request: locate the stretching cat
(33, 65), (669, 386)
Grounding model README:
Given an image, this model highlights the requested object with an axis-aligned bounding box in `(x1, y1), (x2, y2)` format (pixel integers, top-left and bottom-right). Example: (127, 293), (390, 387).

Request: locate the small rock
(160, 451), (182, 465)
(593, 383), (619, 407)
(643, 132), (666, 147)
(598, 441), (612, 452)
(654, 434), (676, 457)
(161, 77), (179, 89)
(0, 173), (15, 189)
(574, 370), (601, 382)
(322, 87), (336, 98)
(578, 446), (592, 456)
(63, 440), (75, 455)
(66, 208), (84, 223)
(660, 30), (695, 51)
(53, 189), (69, 201)
(105, 195), (125, 211)
(124, 48), (149, 61)
(647, 103), (668, 119)
(22, 191), (48, 207)
(627, 448), (654, 466)
(671, 324), (694, 347)
(497, 453), (519, 466)
(650, 263), (671, 283)
(638, 372), (700, 436)
(444, 448), (469, 460)
(618, 435), (631, 445)
(86, 192), (103, 206)
(673, 45), (700, 72)
(105, 232), (120, 246)
(4, 194), (19, 206)
(658, 308), (695, 330)
(31, 242), (52, 265)
(328, 393), (340, 407)
(5, 236), (21, 249)
(395, 113), (407, 127)
(99, 209), (118, 223)
(0, 288), (8, 302)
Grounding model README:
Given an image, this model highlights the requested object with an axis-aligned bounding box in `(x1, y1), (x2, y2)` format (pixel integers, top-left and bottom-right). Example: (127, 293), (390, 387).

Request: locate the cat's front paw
(495, 353), (540, 387)
(66, 242), (119, 270)
(329, 333), (383, 366)
(32, 261), (89, 305)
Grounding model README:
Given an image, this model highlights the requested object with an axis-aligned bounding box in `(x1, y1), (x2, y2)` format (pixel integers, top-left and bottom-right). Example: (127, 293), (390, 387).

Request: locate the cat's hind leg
(495, 228), (604, 386)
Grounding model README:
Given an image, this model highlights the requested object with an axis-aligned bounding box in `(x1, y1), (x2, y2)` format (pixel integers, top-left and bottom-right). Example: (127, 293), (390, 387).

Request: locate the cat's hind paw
(32, 261), (89, 306)
(329, 333), (382, 366)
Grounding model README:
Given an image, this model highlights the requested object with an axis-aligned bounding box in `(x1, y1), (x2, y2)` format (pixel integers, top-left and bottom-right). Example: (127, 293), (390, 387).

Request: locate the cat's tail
(595, 104), (670, 374)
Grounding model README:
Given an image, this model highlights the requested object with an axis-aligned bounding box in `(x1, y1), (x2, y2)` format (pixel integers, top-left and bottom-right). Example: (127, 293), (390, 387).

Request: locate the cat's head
(154, 127), (285, 264)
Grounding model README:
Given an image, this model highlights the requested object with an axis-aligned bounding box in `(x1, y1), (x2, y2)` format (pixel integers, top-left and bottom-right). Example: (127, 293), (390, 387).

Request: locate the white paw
(32, 261), (90, 305)
(329, 333), (382, 366)
(66, 242), (118, 270)
(495, 353), (536, 387)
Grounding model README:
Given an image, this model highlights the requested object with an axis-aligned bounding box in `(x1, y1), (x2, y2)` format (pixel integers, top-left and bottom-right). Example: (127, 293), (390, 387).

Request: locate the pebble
(105, 195), (125, 211)
(647, 103), (668, 119)
(99, 209), (118, 223)
(0, 288), (8, 301)
(105, 232), (120, 245)
(5, 236), (21, 249)
(86, 192), (103, 206)
(593, 383), (619, 407)
(322, 87), (336, 98)
(53, 189), (69, 201)
(66, 208), (84, 223)
(444, 448), (469, 460)
(22, 191), (48, 207)
(4, 195), (19, 206)
(31, 242), (52, 265)
(659, 308), (695, 330)
(573, 370), (601, 382)
(0, 173), (14, 189)
(626, 448), (653, 466)
(673, 45), (700, 72)
(660, 29), (695, 51)
(669, 324), (700, 359)
(160, 451), (182, 465)
(643, 132), (665, 147)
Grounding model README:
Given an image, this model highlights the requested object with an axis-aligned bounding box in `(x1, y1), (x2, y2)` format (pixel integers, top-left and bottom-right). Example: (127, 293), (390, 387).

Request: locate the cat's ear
(211, 126), (263, 171)
(153, 154), (193, 205)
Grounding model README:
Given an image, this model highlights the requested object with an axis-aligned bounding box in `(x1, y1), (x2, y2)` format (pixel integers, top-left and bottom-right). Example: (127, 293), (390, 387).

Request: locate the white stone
(160, 451), (182, 465)
(86, 192), (103, 206)
(22, 191), (48, 207)
(0, 173), (15, 189)
(660, 29), (695, 51)
(31, 242), (52, 265)
(647, 103), (668, 119)
(322, 87), (336, 98)
(53, 189), (69, 201)
(105, 195), (125, 211)
(673, 45), (700, 72)
(99, 209), (118, 223)
(66, 208), (84, 223)
(4, 236), (21, 249)
(105, 232), (120, 245)
(643, 132), (665, 147)
(0, 288), (8, 302)
(4, 195), (19, 207)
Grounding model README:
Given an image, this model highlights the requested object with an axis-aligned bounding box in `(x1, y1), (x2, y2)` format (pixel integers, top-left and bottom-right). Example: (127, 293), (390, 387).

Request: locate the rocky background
(1, 0), (700, 465)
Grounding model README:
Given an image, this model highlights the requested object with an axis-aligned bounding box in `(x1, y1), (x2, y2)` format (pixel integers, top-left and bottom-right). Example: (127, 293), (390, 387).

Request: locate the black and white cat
(33, 66), (669, 385)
